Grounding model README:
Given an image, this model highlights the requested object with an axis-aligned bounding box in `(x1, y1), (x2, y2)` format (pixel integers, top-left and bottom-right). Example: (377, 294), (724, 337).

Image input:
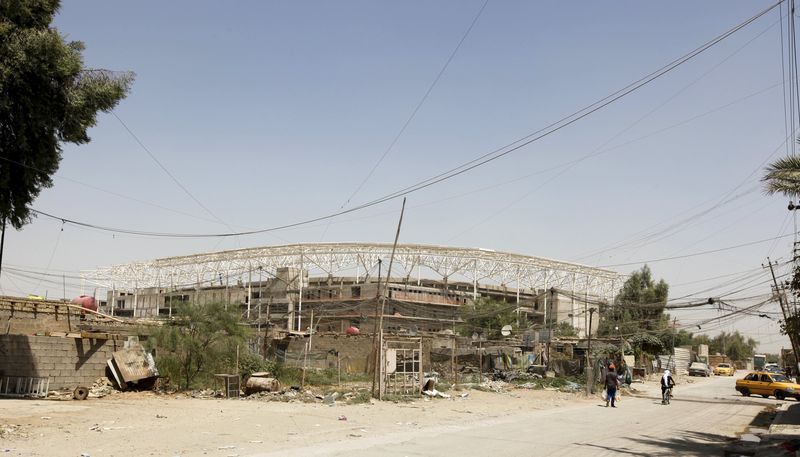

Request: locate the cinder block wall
(0, 304), (73, 335)
(284, 335), (373, 373)
(0, 335), (120, 390)
(282, 334), (433, 374)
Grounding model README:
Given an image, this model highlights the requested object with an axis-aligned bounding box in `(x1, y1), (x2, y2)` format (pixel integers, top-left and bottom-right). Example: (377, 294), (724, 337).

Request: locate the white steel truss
(83, 243), (623, 300)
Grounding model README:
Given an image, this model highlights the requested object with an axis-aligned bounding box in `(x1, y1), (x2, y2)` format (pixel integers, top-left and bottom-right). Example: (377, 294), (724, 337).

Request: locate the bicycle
(662, 386), (673, 405)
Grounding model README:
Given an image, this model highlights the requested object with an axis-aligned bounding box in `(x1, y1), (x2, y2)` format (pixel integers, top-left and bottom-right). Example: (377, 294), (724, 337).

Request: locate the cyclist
(661, 369), (675, 405)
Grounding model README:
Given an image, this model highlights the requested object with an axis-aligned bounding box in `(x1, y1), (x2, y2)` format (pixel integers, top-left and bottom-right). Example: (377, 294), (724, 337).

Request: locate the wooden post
(451, 319), (456, 385)
(478, 339), (483, 384)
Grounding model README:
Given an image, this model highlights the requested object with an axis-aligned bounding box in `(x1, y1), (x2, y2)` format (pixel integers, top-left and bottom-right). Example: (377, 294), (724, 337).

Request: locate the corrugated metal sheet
(658, 347), (691, 374)
(112, 345), (158, 383)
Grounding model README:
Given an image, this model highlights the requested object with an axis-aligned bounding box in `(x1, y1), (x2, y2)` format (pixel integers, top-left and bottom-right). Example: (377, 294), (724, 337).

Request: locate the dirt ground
(0, 384), (594, 457)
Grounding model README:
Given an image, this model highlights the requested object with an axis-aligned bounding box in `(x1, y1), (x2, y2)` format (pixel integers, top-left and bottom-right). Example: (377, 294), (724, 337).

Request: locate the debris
(155, 415), (167, 419)
(244, 376), (281, 395)
(73, 386), (89, 401)
(108, 344), (159, 389)
(323, 392), (339, 405)
(218, 445), (236, 450)
(40, 417), (51, 420)
(88, 378), (115, 398)
(422, 389), (450, 399)
(337, 415), (347, 421)
(460, 393), (469, 398)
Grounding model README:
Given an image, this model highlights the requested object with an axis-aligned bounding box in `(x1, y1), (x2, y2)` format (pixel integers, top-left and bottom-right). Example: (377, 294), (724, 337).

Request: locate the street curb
(768, 402), (800, 435)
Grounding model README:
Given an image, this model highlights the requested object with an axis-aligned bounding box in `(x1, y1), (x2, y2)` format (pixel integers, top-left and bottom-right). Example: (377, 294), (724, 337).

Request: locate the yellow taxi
(714, 363), (735, 376)
(735, 371), (800, 400)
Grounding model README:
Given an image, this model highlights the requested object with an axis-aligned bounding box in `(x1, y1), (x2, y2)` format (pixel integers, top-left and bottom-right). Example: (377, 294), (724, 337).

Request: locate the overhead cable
(30, 1), (782, 239)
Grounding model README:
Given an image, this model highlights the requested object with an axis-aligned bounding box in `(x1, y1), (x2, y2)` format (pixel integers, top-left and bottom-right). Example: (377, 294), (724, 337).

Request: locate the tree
(762, 155), (800, 199)
(458, 298), (517, 340)
(708, 331), (757, 362)
(148, 302), (249, 390)
(0, 0), (133, 229)
(761, 156), (800, 365)
(598, 265), (670, 355)
(552, 321), (578, 338)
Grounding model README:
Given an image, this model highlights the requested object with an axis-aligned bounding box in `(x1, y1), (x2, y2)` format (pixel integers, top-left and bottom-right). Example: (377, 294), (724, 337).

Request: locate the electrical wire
(597, 232), (794, 268)
(28, 1), (782, 240)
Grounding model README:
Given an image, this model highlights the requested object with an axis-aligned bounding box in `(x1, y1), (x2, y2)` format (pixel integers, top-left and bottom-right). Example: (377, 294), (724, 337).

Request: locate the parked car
(714, 363), (735, 376)
(688, 362), (711, 377)
(765, 363), (782, 373)
(736, 371), (800, 400)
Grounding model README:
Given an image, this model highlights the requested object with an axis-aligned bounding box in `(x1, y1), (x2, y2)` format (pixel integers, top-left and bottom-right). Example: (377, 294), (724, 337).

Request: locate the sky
(3, 0), (797, 353)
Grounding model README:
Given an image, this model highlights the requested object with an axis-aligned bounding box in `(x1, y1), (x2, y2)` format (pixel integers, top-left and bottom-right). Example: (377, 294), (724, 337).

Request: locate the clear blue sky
(4, 0), (795, 353)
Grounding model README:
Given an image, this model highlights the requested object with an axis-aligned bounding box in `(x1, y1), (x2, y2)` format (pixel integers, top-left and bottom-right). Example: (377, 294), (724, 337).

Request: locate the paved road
(256, 372), (782, 457)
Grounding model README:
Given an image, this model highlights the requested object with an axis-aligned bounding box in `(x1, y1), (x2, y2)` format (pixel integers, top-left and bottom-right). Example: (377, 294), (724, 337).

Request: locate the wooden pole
(371, 198), (406, 399)
(451, 319), (456, 385)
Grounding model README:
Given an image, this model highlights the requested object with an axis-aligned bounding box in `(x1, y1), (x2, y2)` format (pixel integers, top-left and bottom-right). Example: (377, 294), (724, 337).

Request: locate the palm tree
(763, 156), (800, 198)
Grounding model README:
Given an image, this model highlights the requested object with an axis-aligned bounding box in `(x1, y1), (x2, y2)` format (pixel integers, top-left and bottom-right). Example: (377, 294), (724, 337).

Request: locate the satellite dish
(501, 325), (513, 337)
(471, 333), (479, 341)
(409, 325), (418, 336)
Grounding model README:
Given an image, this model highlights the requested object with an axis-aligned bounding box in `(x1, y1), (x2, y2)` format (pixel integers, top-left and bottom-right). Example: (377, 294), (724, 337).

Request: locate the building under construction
(86, 243), (623, 339)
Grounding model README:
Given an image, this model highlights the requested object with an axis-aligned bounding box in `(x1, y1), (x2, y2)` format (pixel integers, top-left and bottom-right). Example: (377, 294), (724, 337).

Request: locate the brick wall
(0, 334), (120, 390)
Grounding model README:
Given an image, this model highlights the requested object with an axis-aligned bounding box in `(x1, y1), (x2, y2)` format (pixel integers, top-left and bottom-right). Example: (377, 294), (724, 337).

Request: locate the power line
(29, 2), (781, 240)
(598, 232), (794, 268)
(340, 0), (489, 209)
(319, 0), (488, 241)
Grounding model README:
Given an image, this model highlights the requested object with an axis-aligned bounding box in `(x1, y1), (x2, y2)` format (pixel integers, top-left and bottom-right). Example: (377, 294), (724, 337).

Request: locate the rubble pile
(243, 387), (371, 404)
(0, 423), (26, 439)
(89, 378), (115, 398)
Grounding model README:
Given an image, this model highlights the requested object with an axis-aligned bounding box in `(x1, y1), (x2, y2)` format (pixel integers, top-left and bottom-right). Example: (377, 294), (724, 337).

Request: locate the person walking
(605, 363), (620, 407)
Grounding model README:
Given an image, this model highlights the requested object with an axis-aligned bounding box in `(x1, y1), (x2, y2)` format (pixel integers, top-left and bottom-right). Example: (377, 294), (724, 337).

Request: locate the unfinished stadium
(85, 243), (622, 339)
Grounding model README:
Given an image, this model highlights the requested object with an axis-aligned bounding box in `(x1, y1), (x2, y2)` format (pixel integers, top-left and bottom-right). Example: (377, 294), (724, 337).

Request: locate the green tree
(673, 329), (695, 347)
(708, 331), (757, 362)
(552, 321), (578, 338)
(599, 265), (670, 354)
(0, 0), (133, 229)
(762, 156), (800, 359)
(762, 155), (800, 199)
(458, 298), (517, 340)
(148, 302), (249, 390)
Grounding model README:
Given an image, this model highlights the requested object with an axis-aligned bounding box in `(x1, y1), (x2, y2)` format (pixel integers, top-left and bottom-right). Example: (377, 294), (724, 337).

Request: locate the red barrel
(345, 326), (360, 335)
(72, 295), (97, 312)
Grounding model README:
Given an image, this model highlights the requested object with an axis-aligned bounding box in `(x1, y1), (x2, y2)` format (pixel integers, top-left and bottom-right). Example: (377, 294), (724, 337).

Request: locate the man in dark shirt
(605, 363), (619, 407)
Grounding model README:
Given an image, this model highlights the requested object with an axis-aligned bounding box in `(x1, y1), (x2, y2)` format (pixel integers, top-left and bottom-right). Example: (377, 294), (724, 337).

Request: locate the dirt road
(0, 374), (773, 456)
(249, 373), (771, 456)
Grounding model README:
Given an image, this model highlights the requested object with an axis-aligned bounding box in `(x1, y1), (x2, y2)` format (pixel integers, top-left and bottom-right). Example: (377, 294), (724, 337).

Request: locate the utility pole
(0, 218), (6, 281)
(546, 287), (553, 369)
(668, 317), (677, 373)
(765, 257), (800, 374)
(371, 198), (406, 399)
(586, 307), (596, 395)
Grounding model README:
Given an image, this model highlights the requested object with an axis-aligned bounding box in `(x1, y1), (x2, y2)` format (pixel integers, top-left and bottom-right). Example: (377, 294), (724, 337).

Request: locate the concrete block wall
(0, 334), (120, 390)
(284, 334), (374, 373)
(281, 334), (433, 374)
(0, 304), (73, 335)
